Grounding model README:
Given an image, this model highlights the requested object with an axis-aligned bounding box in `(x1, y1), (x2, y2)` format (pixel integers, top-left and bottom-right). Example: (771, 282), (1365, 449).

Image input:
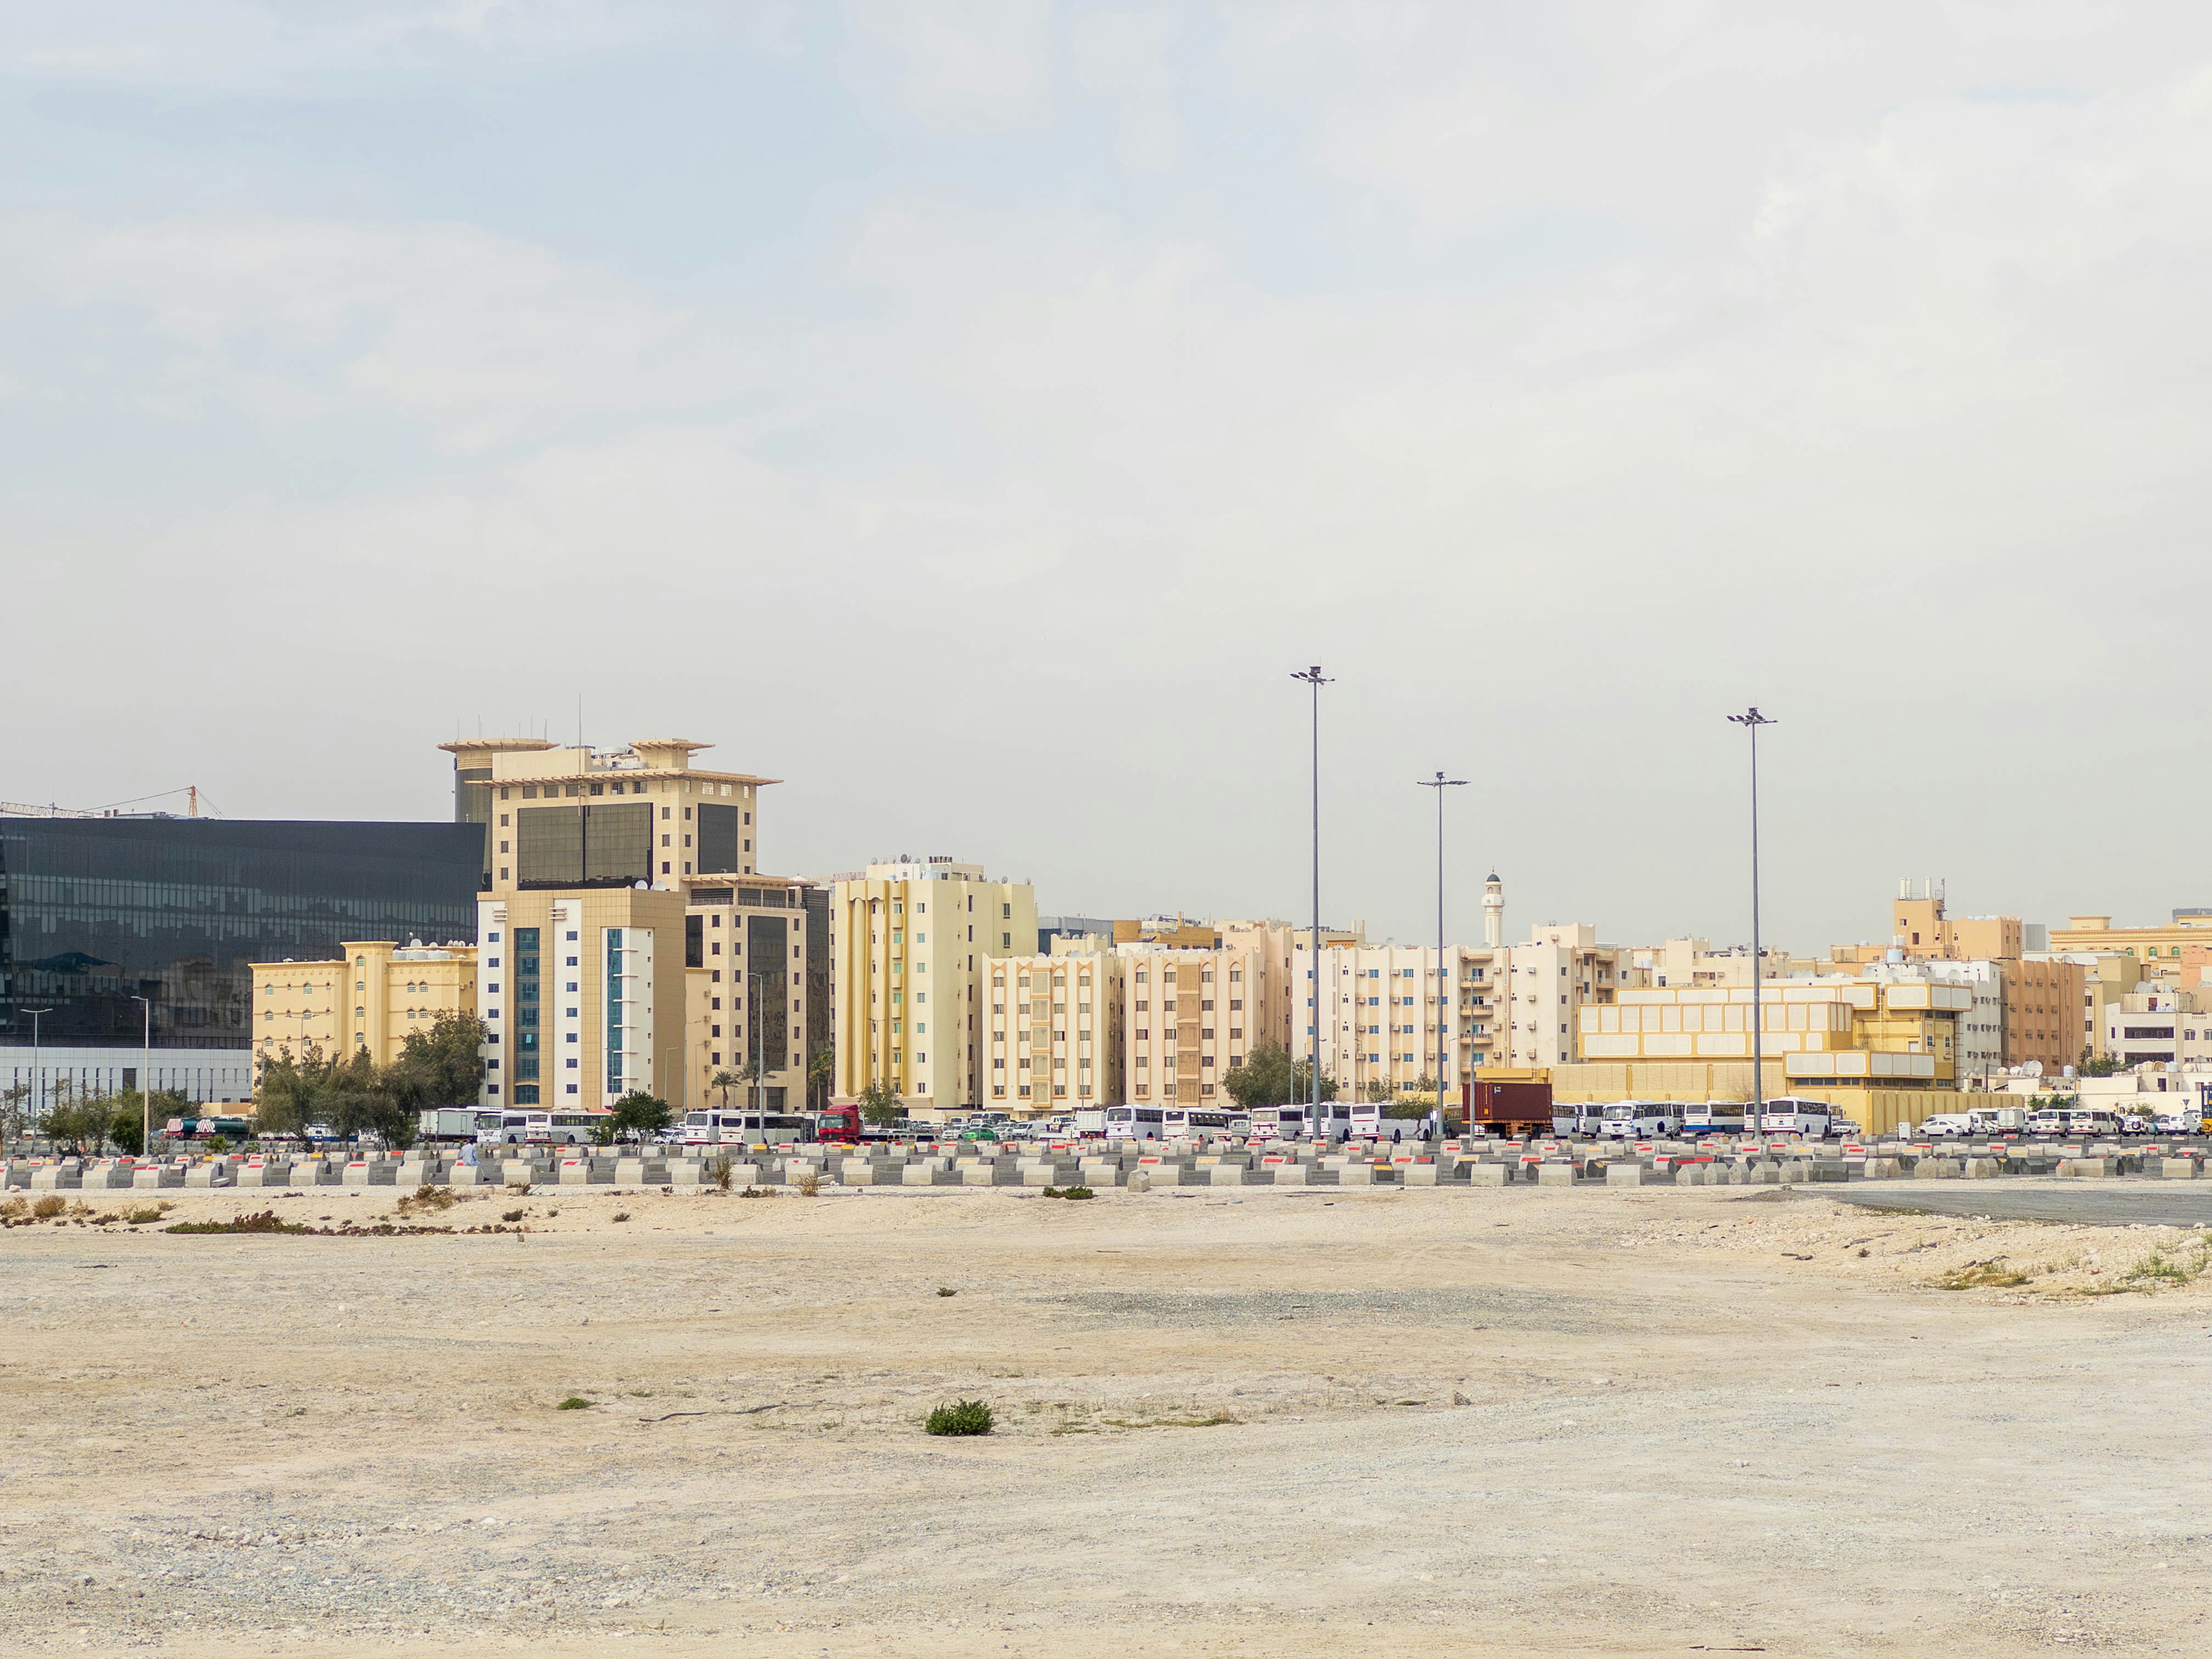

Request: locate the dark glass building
(0, 817), (483, 1050)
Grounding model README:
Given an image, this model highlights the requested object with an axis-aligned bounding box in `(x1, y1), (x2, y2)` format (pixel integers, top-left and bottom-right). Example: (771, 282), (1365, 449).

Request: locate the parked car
(2154, 1113), (2191, 1135)
(1920, 1113), (1976, 1139)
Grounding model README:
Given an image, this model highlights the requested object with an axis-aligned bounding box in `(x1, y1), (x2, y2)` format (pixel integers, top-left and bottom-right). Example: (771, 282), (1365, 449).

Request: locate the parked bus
(478, 1109), (607, 1146)
(680, 1109), (809, 1147)
(1756, 1097), (1834, 1137)
(1103, 1105), (1167, 1141)
(1161, 1107), (1253, 1137)
(1597, 1100), (1682, 1139)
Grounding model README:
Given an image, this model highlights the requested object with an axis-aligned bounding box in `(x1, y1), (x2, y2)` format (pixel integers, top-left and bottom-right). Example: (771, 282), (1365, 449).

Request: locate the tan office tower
(830, 858), (1037, 1118)
(442, 736), (781, 1113)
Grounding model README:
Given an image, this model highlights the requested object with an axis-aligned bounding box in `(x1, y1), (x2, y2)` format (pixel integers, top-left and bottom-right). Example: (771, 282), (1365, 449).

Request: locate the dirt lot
(3, 1178), (2210, 1658)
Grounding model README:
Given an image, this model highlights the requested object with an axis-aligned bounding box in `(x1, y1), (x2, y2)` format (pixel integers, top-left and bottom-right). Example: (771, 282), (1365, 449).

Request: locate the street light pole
(130, 994), (152, 1158)
(21, 1006), (53, 1133)
(1418, 774), (1468, 1139)
(1726, 708), (1778, 1134)
(1291, 666), (1332, 1137)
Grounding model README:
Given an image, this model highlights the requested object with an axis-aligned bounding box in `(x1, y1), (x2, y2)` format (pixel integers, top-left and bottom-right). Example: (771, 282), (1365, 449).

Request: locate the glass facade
(512, 926), (541, 1102)
(696, 802), (738, 873)
(0, 817), (482, 1050)
(748, 914), (789, 1067)
(514, 802), (652, 889)
(605, 927), (627, 1096)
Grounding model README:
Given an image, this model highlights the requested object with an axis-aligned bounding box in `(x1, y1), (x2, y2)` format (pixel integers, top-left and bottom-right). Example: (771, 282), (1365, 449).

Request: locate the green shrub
(926, 1399), (993, 1436)
(556, 1396), (592, 1411)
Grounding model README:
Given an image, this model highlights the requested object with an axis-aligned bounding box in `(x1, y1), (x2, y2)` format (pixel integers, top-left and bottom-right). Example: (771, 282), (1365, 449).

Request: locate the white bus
(1103, 1105), (1166, 1141)
(1161, 1107), (1251, 1136)
(1756, 1097), (1834, 1137)
(681, 1109), (809, 1148)
(1597, 1100), (1681, 1139)
(479, 1109), (605, 1146)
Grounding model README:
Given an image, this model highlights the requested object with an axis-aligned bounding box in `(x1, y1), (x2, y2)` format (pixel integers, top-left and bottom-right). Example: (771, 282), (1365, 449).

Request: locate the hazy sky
(7, 2), (2211, 955)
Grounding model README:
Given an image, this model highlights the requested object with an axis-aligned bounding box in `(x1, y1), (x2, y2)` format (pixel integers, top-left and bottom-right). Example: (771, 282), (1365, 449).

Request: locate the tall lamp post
(1418, 773), (1467, 1139)
(130, 994), (153, 1158)
(21, 1006), (54, 1135)
(1291, 665), (1332, 1134)
(1726, 708), (1777, 1133)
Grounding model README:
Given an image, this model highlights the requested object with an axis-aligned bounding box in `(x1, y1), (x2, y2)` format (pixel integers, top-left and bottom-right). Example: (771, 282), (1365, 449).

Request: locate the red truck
(813, 1104), (862, 1145)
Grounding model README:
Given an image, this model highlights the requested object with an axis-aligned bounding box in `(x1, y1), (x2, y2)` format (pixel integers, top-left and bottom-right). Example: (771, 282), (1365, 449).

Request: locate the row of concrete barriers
(10, 1141), (2205, 1192)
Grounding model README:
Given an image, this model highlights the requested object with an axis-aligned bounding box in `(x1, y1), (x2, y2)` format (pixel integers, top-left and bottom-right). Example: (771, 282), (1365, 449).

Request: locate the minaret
(1482, 872), (1505, 949)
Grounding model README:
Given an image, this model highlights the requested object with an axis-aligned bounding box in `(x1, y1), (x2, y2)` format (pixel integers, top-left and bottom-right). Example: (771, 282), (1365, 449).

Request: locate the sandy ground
(4, 1178), (2211, 1658)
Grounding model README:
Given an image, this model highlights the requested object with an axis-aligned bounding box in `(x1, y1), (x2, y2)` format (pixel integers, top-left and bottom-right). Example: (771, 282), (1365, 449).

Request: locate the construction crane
(0, 786), (226, 820)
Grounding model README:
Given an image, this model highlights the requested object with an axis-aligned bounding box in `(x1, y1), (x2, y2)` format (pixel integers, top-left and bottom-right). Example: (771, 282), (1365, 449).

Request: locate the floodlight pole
(1727, 709), (1777, 1134)
(131, 994), (152, 1157)
(1291, 666), (1332, 1136)
(22, 1006), (52, 1131)
(1418, 774), (1467, 1138)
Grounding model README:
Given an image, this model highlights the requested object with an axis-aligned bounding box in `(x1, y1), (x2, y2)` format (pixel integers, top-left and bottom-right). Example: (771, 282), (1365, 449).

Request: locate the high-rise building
(830, 858), (1036, 1116)
(452, 736), (785, 1112)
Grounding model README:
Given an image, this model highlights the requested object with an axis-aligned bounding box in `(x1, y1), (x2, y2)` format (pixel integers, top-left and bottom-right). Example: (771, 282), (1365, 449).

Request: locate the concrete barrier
(2160, 1157), (2201, 1179)
(182, 1164), (230, 1189)
(2059, 1157), (2118, 1179)
(1126, 1169), (1152, 1193)
(1468, 1163), (1511, 1186)
(1020, 1164), (1058, 1187)
(1272, 1163), (1312, 1186)
(1338, 1163), (1378, 1187)
(902, 1162), (935, 1187)
(1914, 1158), (1962, 1180)
(1535, 1163), (1574, 1188)
(29, 1164), (79, 1191)
(961, 1164), (994, 1187)
(501, 1159), (535, 1188)
(1207, 1164), (1246, 1186)
(1402, 1163), (1440, 1187)
(1605, 1164), (1646, 1187)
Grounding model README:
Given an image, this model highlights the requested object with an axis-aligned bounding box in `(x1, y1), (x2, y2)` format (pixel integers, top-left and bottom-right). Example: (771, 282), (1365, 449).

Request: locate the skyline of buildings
(8, 731), (2212, 1122)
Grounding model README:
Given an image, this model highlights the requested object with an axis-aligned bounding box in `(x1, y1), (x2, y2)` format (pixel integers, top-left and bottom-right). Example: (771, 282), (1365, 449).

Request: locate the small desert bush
(1937, 1261), (2030, 1290)
(32, 1195), (66, 1219)
(556, 1396), (592, 1411)
(925, 1399), (994, 1437)
(501, 1208), (527, 1222)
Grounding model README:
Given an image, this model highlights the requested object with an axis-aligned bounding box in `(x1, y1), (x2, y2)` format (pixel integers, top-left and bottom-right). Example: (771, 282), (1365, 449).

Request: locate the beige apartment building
(987, 942), (1127, 1111)
(442, 735), (789, 1112)
(1120, 943), (1271, 1107)
(1304, 944), (1502, 1104)
(2050, 910), (2212, 963)
(830, 858), (1037, 1117)
(1503, 924), (1622, 1069)
(2003, 955), (2087, 1073)
(1578, 977), (1965, 1087)
(250, 938), (479, 1082)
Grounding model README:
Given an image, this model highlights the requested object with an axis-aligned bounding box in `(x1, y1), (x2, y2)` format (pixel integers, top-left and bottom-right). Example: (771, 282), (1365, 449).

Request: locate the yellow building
(987, 942), (1127, 1112)
(682, 877), (820, 1115)
(1120, 944), (1274, 1107)
(250, 938), (479, 1082)
(2050, 911), (2212, 964)
(444, 735), (789, 1113)
(1578, 979), (1964, 1086)
(831, 858), (1037, 1118)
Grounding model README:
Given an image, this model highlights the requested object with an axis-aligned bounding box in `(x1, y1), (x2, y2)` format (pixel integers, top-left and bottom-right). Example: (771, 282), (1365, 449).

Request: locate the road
(1820, 1178), (2212, 1227)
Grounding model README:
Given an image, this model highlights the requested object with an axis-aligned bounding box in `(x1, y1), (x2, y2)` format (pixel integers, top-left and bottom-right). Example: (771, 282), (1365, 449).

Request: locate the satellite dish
(2022, 1059), (2044, 1078)
(634, 880), (648, 890)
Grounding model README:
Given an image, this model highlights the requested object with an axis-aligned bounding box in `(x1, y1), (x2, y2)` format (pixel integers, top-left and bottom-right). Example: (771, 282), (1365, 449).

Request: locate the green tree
(324, 1047), (415, 1149)
(2078, 1047), (2123, 1078)
(808, 1043), (834, 1112)
(1222, 1044), (1338, 1108)
(255, 1041), (331, 1138)
(2, 1080), (30, 1143)
(858, 1078), (903, 1128)
(385, 1011), (489, 1109)
(612, 1090), (672, 1143)
(710, 1069), (741, 1108)
(1363, 1078), (1395, 1104)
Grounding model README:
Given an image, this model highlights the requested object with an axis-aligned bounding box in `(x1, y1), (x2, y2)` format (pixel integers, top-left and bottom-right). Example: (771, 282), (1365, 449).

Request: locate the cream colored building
(444, 735), (789, 1113)
(1120, 943), (1270, 1107)
(830, 858), (1037, 1116)
(251, 938), (479, 1081)
(476, 887), (687, 1109)
(2050, 911), (2212, 963)
(987, 942), (1127, 1111)
(1504, 924), (1622, 1068)
(1304, 944), (1503, 1104)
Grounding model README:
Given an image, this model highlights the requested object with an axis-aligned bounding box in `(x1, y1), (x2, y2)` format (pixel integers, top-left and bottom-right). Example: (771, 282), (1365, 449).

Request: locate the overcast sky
(6, 2), (2210, 955)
